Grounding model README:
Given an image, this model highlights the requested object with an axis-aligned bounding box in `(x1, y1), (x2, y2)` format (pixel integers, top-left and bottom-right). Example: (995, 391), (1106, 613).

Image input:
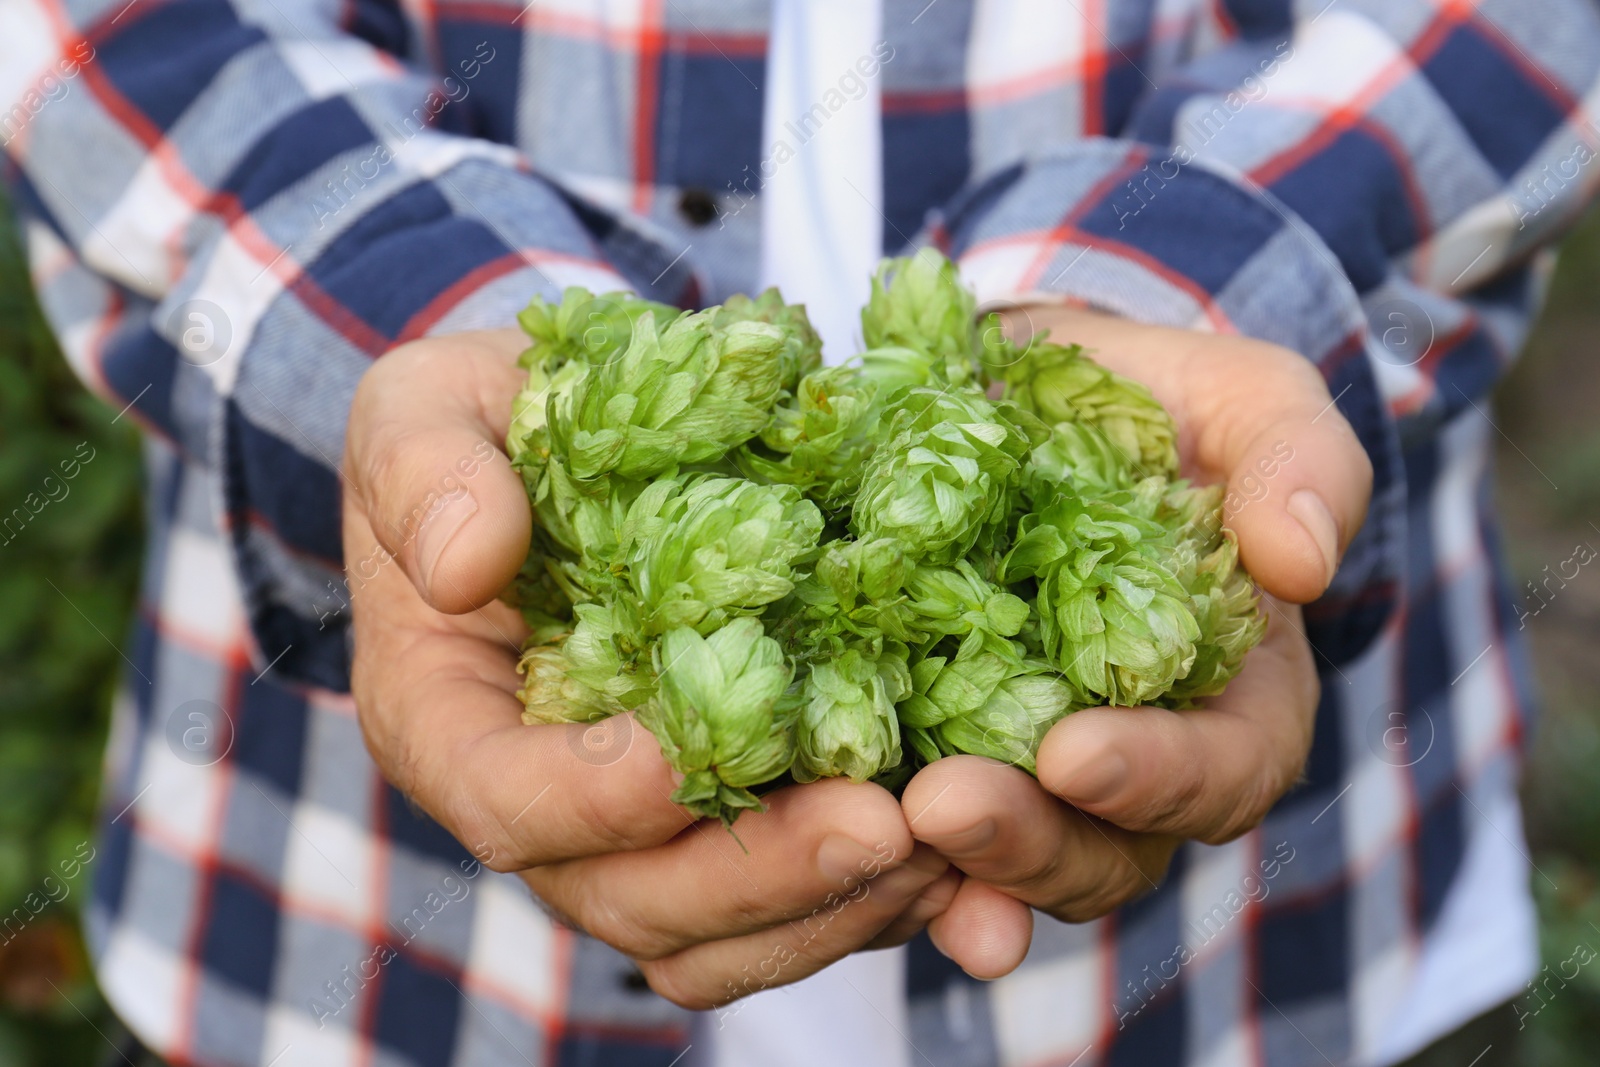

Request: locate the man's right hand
(341, 329), (955, 1010)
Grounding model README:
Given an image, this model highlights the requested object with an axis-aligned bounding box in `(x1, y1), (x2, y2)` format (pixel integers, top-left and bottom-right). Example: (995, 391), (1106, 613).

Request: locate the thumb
(344, 329), (532, 613)
(1217, 401), (1371, 604)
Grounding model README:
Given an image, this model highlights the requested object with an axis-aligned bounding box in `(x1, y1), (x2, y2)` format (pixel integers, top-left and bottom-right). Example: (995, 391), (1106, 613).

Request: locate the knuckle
(573, 777), (672, 853)
(1248, 339), (1322, 389)
(358, 705), (423, 799)
(347, 346), (427, 461)
(1226, 338), (1331, 414)
(1153, 752), (1209, 828)
(575, 893), (674, 961)
(377, 337), (439, 378)
(1284, 355), (1330, 399)
(1053, 837), (1174, 922)
(1053, 863), (1148, 923)
(364, 426), (434, 514)
(721, 885), (782, 933)
(1006, 839), (1068, 893)
(442, 790), (522, 873)
(346, 362), (387, 431)
(1351, 440), (1375, 493)
(350, 663), (382, 736)
(1197, 770), (1283, 846)
(636, 961), (720, 1011)
(1197, 688), (1317, 847)
(1117, 741), (1205, 832)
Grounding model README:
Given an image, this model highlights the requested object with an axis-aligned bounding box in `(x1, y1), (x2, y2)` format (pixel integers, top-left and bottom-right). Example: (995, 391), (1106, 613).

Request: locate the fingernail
(1051, 748), (1128, 806)
(1287, 489), (1338, 586)
(817, 835), (889, 886)
(415, 488), (479, 592)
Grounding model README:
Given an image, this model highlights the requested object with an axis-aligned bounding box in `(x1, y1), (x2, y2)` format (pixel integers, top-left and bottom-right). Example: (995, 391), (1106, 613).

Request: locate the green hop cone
(507, 256), (1266, 832)
(1150, 482), (1265, 707)
(806, 549), (1031, 654)
(508, 287), (674, 502)
(782, 536), (913, 650)
(1003, 484), (1199, 706)
(516, 644), (622, 725)
(737, 364), (884, 511)
(860, 250), (982, 388)
(894, 560), (1030, 654)
(794, 645), (908, 782)
(522, 455), (648, 605)
(549, 309), (789, 482)
(516, 600), (657, 723)
(897, 644), (1084, 773)
(1025, 420), (1136, 497)
(503, 551), (573, 646)
(851, 387), (1040, 565)
(516, 286), (678, 376)
(644, 619), (799, 828)
(1000, 341), (1178, 478)
(713, 288), (823, 396)
(856, 345), (956, 393)
(814, 537), (911, 607)
(1165, 531), (1263, 706)
(506, 357), (560, 479)
(621, 475), (824, 637)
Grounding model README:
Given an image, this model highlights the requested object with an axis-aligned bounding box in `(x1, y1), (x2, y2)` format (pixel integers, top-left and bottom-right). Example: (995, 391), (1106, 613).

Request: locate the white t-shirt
(701, 3), (911, 1065)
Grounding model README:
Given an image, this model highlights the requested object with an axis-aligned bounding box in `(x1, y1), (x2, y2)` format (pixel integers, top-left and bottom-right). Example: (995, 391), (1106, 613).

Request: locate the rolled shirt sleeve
(937, 0), (1600, 664)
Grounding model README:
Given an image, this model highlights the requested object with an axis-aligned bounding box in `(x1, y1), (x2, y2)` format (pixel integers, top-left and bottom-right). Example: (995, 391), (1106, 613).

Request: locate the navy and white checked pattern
(2, 0), (1596, 1063)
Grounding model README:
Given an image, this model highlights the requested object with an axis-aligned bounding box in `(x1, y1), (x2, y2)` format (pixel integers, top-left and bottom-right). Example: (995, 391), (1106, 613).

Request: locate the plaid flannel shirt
(4, 0), (1597, 1063)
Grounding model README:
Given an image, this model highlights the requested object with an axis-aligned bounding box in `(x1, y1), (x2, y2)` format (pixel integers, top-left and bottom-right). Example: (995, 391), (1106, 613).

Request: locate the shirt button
(677, 187), (719, 227)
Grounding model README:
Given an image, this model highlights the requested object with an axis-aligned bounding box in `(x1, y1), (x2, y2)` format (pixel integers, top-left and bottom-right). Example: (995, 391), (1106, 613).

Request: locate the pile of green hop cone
(504, 251), (1265, 828)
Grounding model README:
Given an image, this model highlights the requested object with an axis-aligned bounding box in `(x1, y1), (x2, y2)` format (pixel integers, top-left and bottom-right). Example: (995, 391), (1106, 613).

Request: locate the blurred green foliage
(1494, 206), (1600, 1067)
(0, 196), (144, 1064)
(0, 196), (1598, 1065)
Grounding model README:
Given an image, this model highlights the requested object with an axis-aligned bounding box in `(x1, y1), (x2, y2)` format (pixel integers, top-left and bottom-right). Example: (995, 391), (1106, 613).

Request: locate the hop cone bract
(620, 475), (824, 637)
(549, 310), (786, 482)
(644, 619), (798, 827)
(860, 250), (981, 388)
(1001, 341), (1178, 479)
(1002, 483), (1200, 706)
(852, 388), (1038, 565)
(794, 645), (908, 782)
(897, 644), (1084, 773)
(737, 365), (883, 511)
